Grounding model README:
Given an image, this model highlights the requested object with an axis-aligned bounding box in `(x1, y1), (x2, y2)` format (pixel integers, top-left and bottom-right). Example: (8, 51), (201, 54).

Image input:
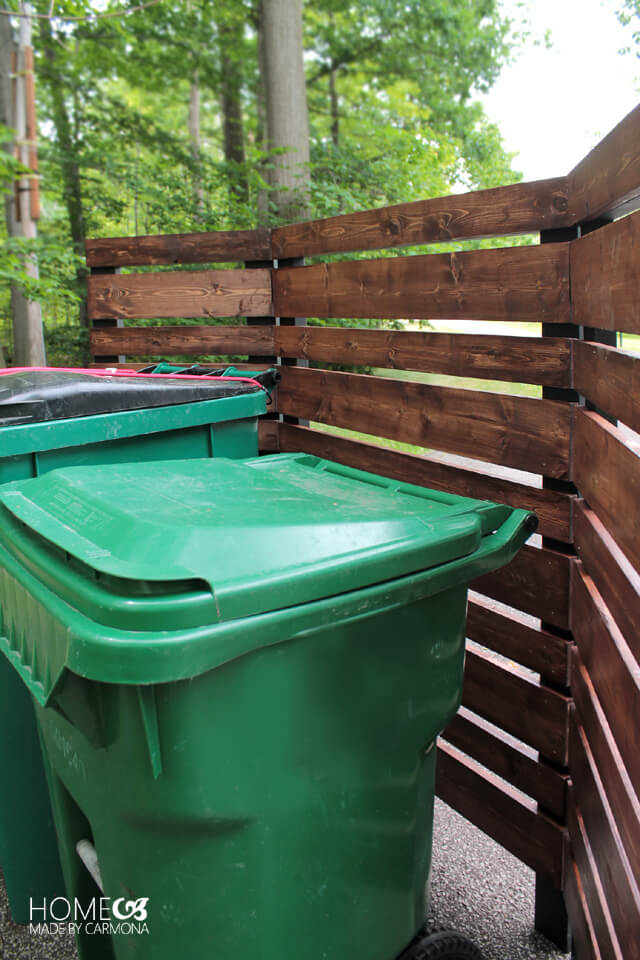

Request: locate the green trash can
(0, 453), (535, 960)
(0, 367), (273, 924)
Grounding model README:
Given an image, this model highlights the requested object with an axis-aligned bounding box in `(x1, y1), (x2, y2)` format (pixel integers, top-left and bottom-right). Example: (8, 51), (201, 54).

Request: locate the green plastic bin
(0, 454), (535, 960)
(0, 368), (270, 925)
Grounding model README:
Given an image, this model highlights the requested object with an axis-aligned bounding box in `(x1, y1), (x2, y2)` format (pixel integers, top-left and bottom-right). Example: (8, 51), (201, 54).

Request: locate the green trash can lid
(0, 454), (513, 630)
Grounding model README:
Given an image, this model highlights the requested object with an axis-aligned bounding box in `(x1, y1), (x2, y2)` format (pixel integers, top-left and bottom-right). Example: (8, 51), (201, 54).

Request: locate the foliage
(1, 0), (528, 363)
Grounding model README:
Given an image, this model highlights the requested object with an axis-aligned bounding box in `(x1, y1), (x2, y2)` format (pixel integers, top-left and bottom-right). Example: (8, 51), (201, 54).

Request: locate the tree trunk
(329, 65), (339, 147)
(39, 13), (88, 327)
(259, 0), (310, 221)
(220, 41), (249, 206)
(3, 5), (46, 366)
(188, 72), (205, 220)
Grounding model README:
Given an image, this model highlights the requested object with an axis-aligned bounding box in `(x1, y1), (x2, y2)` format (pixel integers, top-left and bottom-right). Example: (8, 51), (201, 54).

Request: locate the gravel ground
(0, 799), (570, 960)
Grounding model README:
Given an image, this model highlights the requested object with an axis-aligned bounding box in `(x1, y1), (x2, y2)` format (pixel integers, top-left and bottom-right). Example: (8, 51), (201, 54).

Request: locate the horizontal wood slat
(573, 503), (640, 663)
(567, 789), (623, 960)
(443, 707), (567, 817)
(466, 595), (570, 687)
(571, 564), (640, 801)
(572, 409), (640, 571)
(278, 423), (572, 540)
(462, 647), (570, 764)
(89, 361), (273, 372)
(90, 325), (277, 358)
(472, 544), (572, 629)
(436, 741), (565, 885)
(571, 650), (640, 890)
(88, 269), (273, 321)
(564, 856), (601, 960)
(85, 229), (272, 268)
(272, 245), (571, 324)
(569, 715), (640, 958)
(274, 326), (571, 387)
(272, 178), (570, 258)
(570, 212), (640, 336)
(572, 340), (640, 432)
(277, 367), (571, 478)
(568, 103), (640, 223)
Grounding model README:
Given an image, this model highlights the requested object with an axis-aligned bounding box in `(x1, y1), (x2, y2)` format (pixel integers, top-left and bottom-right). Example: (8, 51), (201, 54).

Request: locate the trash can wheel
(398, 929), (484, 960)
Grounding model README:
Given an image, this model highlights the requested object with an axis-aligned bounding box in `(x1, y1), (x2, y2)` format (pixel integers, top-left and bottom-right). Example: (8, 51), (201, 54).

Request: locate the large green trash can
(0, 453), (535, 960)
(0, 367), (272, 924)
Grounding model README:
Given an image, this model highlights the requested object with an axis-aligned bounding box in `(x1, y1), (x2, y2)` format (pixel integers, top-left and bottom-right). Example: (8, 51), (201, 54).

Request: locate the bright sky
(481, 0), (640, 181)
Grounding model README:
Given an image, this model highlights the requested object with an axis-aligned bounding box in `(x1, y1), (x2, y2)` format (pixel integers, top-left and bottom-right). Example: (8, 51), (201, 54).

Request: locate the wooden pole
(10, 1), (46, 366)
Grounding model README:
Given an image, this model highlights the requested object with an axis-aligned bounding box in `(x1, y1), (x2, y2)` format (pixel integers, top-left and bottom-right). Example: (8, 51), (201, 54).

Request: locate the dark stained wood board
(569, 715), (640, 958)
(573, 503), (640, 662)
(272, 244), (571, 324)
(467, 594), (570, 687)
(277, 367), (572, 479)
(85, 228), (272, 268)
(90, 324), (277, 358)
(563, 856), (601, 960)
(436, 741), (566, 885)
(443, 707), (567, 817)
(272, 178), (570, 258)
(273, 326), (571, 387)
(461, 647), (570, 765)
(472, 544), (572, 630)
(258, 420), (279, 453)
(571, 564), (640, 800)
(278, 423), (572, 541)
(571, 650), (640, 891)
(88, 269), (273, 321)
(572, 340), (640, 433)
(567, 788), (624, 960)
(572, 409), (640, 572)
(568, 103), (640, 223)
(570, 213), (640, 336)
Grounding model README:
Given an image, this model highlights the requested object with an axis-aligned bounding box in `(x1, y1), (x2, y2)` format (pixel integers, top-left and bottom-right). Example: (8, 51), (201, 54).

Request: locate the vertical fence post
(536, 225), (579, 953)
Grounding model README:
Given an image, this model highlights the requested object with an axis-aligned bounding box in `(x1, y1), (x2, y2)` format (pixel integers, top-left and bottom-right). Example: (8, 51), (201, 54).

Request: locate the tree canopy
(1, 0), (525, 362)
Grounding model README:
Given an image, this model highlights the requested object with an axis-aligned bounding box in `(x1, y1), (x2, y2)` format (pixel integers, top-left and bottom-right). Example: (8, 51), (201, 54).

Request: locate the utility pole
(7, 2), (46, 366)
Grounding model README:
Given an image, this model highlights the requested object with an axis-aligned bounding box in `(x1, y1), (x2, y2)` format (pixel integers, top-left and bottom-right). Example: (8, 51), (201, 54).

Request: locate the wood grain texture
(564, 857), (600, 960)
(443, 707), (567, 817)
(570, 213), (640, 336)
(462, 647), (570, 764)
(572, 340), (640, 433)
(277, 367), (571, 478)
(467, 594), (570, 687)
(572, 409), (640, 571)
(571, 650), (640, 890)
(85, 229), (272, 267)
(472, 543), (572, 630)
(569, 715), (640, 959)
(568, 103), (640, 223)
(258, 419), (279, 452)
(436, 741), (566, 885)
(274, 326), (571, 387)
(278, 424), (571, 540)
(90, 324), (277, 358)
(571, 564), (640, 800)
(567, 788), (623, 960)
(573, 503), (640, 663)
(272, 245), (571, 324)
(272, 179), (570, 258)
(88, 269), (273, 320)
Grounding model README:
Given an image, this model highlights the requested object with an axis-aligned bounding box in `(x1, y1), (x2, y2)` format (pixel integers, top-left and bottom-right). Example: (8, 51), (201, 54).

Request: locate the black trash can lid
(0, 368), (265, 427)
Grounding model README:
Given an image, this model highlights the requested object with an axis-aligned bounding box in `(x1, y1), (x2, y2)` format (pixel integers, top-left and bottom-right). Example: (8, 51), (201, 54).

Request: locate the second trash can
(0, 453), (535, 960)
(0, 366), (274, 924)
